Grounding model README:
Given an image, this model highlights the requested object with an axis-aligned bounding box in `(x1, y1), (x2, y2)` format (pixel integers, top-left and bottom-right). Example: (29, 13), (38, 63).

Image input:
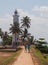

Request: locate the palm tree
(21, 16), (31, 28)
(21, 16), (31, 38)
(10, 22), (20, 33)
(24, 28), (28, 38)
(10, 22), (21, 47)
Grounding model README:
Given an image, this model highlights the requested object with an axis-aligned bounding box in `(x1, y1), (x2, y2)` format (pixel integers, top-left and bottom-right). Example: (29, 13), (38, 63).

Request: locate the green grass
(0, 49), (22, 65)
(31, 45), (48, 65)
(36, 49), (48, 65)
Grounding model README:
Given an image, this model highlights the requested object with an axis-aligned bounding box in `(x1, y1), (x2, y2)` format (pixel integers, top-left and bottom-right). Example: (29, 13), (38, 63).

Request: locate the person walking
(27, 38), (31, 53)
(24, 38), (28, 52)
(28, 43), (30, 53)
(25, 43), (28, 52)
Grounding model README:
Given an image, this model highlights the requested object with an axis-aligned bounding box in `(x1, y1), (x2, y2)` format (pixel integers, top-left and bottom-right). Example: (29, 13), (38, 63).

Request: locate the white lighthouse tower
(13, 10), (19, 23)
(12, 10), (19, 47)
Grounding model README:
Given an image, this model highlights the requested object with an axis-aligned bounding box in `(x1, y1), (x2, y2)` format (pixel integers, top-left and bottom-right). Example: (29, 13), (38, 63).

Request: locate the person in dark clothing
(27, 43), (30, 53)
(25, 44), (28, 52)
(24, 38), (28, 52)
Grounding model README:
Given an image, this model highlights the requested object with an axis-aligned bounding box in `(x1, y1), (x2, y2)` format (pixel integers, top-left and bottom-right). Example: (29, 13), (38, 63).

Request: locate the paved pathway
(12, 47), (34, 65)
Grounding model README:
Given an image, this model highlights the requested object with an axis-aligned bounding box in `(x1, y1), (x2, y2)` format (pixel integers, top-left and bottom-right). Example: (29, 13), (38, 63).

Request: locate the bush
(35, 41), (48, 53)
(2, 36), (12, 46)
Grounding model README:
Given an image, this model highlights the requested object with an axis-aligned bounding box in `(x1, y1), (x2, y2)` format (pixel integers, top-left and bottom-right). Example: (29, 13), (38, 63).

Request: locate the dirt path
(12, 47), (34, 65)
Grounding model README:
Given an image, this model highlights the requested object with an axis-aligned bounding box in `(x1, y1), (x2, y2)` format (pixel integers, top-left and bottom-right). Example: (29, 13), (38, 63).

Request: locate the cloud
(17, 9), (48, 40)
(32, 6), (48, 18)
(15, 7), (48, 41)
(0, 14), (12, 32)
(17, 9), (31, 18)
(32, 6), (48, 12)
(0, 8), (48, 41)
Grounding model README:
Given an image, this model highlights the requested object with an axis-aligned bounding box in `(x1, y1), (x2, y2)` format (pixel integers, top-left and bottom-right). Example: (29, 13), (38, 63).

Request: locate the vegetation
(9, 20), (22, 47)
(2, 32), (12, 46)
(31, 45), (48, 65)
(0, 49), (22, 65)
(0, 28), (3, 38)
(30, 36), (34, 44)
(10, 22), (20, 34)
(0, 15), (31, 46)
(35, 38), (48, 53)
(21, 16), (31, 29)
(21, 16), (31, 42)
(2, 32), (8, 46)
(0, 10), (48, 65)
(31, 38), (48, 65)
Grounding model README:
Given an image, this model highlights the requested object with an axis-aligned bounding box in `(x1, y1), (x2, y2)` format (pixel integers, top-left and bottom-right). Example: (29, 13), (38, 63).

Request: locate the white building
(12, 10), (19, 47)
(13, 10), (19, 23)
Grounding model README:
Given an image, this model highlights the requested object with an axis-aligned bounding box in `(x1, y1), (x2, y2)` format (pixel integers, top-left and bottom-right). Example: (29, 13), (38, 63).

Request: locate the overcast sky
(0, 0), (48, 41)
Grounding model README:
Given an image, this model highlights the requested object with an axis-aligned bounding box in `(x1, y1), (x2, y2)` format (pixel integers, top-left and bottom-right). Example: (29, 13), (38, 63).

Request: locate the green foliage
(21, 16), (31, 28)
(30, 36), (34, 44)
(21, 16), (31, 40)
(24, 28), (28, 38)
(35, 38), (48, 53)
(31, 45), (48, 65)
(10, 22), (21, 47)
(8, 36), (12, 45)
(2, 31), (8, 46)
(0, 28), (3, 38)
(10, 22), (20, 34)
(2, 32), (12, 46)
(0, 49), (21, 65)
(39, 38), (45, 40)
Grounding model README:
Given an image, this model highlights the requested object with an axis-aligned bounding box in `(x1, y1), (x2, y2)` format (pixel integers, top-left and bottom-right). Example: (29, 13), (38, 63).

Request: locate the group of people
(25, 43), (30, 53)
(23, 37), (32, 53)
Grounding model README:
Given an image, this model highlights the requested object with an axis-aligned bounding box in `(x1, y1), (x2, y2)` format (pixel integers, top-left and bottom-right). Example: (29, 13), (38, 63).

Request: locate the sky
(0, 0), (48, 41)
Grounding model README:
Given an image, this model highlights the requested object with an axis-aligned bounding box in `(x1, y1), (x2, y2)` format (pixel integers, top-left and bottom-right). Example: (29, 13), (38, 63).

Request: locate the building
(12, 10), (19, 47)
(13, 10), (19, 23)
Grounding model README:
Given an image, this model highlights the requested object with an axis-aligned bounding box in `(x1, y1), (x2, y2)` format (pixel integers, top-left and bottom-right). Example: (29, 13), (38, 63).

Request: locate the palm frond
(21, 16), (31, 29)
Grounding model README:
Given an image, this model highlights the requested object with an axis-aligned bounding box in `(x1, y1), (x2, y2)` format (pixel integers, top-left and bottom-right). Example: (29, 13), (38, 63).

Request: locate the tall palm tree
(21, 16), (31, 38)
(21, 16), (31, 29)
(10, 22), (21, 47)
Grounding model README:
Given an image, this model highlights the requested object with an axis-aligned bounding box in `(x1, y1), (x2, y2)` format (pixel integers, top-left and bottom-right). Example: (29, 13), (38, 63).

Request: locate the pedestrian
(25, 44), (28, 52)
(27, 43), (30, 53)
(24, 38), (28, 52)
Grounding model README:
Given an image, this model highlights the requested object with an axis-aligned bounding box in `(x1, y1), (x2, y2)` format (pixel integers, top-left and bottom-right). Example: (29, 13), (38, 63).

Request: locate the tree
(10, 22), (20, 34)
(2, 31), (8, 46)
(38, 38), (46, 44)
(10, 22), (21, 47)
(39, 38), (45, 40)
(21, 16), (31, 29)
(6, 35), (12, 45)
(30, 36), (34, 44)
(0, 28), (3, 38)
(21, 16), (31, 38)
(35, 38), (48, 53)
(24, 28), (28, 38)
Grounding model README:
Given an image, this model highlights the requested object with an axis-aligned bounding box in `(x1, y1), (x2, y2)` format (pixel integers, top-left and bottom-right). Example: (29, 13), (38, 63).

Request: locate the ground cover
(30, 45), (48, 65)
(0, 47), (22, 65)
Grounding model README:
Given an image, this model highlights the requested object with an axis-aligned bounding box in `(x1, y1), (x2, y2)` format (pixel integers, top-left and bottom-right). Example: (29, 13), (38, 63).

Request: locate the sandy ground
(12, 47), (34, 65)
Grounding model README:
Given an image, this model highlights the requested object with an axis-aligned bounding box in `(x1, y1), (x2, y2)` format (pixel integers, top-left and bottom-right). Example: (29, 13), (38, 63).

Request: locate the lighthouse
(12, 10), (19, 48)
(13, 10), (19, 23)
